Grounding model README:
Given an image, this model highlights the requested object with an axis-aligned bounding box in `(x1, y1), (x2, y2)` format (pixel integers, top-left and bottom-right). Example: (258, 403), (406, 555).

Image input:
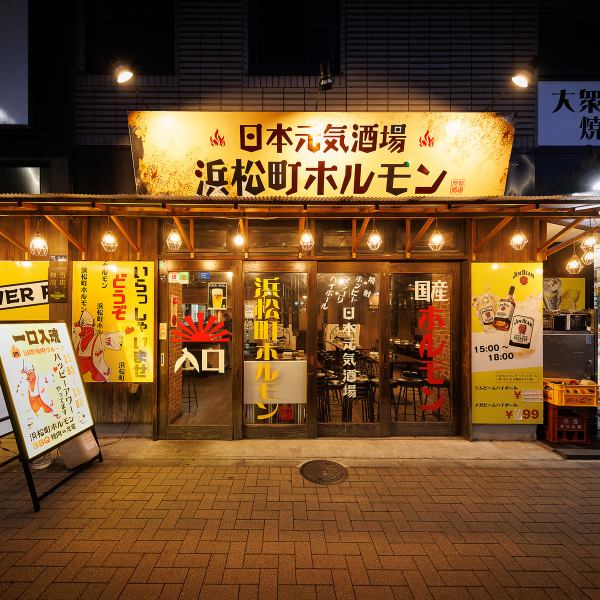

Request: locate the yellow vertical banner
(71, 262), (154, 383)
(0, 261), (49, 320)
(471, 263), (543, 424)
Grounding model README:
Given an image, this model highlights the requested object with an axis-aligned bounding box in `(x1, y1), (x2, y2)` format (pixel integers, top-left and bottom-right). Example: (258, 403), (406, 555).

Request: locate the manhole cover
(300, 460), (347, 485)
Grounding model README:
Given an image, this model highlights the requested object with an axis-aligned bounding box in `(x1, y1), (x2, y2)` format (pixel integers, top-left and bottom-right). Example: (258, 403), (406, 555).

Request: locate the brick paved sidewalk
(1, 453), (600, 599)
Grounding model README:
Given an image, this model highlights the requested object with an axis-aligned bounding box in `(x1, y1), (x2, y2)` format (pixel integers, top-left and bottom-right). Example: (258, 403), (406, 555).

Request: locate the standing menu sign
(0, 387), (11, 437)
(0, 322), (101, 511)
(471, 264), (544, 424)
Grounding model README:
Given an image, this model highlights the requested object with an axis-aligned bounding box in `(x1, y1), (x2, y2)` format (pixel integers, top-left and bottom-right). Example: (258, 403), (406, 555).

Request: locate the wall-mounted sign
(0, 262), (49, 319)
(159, 322), (167, 340)
(471, 263), (543, 424)
(168, 271), (189, 284)
(128, 111), (514, 198)
(0, 322), (94, 460)
(207, 282), (227, 310)
(72, 262), (155, 383)
(48, 265), (68, 303)
(538, 81), (600, 146)
(543, 277), (585, 311)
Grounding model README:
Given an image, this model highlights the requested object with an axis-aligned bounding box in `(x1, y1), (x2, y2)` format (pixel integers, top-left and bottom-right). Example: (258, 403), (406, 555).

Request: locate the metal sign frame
(0, 320), (102, 512)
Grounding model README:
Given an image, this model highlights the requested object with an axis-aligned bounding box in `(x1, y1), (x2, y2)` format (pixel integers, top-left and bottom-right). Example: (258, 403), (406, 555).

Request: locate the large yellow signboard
(128, 111), (514, 198)
(0, 261), (49, 320)
(471, 263), (544, 424)
(72, 262), (154, 383)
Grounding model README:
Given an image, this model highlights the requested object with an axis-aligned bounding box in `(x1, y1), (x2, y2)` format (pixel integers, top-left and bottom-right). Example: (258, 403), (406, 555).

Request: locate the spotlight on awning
(114, 63), (134, 84)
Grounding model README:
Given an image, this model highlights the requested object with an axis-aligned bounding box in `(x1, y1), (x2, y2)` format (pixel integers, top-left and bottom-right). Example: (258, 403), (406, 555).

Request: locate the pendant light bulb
(166, 225), (182, 251)
(566, 243), (584, 274)
(581, 220), (599, 251)
(101, 216), (118, 252)
(29, 219), (48, 257)
(581, 248), (596, 266)
(367, 221), (383, 251)
(233, 222), (245, 247)
(509, 219), (528, 251)
(299, 226), (315, 252)
(428, 219), (445, 252)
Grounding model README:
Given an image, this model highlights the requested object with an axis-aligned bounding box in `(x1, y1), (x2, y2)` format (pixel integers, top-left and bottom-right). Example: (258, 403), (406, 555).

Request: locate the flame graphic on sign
(171, 314), (230, 342)
(419, 129), (435, 147)
(210, 129), (226, 147)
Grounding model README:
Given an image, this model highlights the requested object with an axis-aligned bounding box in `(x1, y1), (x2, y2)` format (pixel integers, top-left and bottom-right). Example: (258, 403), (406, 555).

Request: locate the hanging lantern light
(581, 249), (596, 266)
(233, 221), (245, 247)
(165, 222), (182, 251)
(509, 217), (528, 251)
(29, 218), (48, 257)
(428, 218), (445, 252)
(566, 243), (583, 274)
(580, 219), (599, 253)
(101, 216), (118, 252)
(299, 225), (315, 252)
(366, 220), (383, 251)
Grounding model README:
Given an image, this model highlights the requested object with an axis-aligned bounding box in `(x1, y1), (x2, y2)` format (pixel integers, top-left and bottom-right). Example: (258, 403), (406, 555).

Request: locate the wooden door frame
(387, 261), (461, 436)
(157, 258), (241, 440)
(241, 260), (314, 439)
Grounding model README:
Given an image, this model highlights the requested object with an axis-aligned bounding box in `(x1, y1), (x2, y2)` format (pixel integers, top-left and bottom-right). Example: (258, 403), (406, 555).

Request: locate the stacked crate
(543, 379), (598, 444)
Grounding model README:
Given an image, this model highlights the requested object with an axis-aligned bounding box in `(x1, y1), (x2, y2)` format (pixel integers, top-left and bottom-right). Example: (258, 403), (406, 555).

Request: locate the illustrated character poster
(0, 322), (94, 460)
(471, 263), (543, 424)
(71, 262), (154, 383)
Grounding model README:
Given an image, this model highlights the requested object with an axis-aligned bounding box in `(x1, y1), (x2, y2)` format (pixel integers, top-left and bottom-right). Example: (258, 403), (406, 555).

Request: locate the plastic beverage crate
(545, 403), (590, 444)
(543, 378), (598, 407)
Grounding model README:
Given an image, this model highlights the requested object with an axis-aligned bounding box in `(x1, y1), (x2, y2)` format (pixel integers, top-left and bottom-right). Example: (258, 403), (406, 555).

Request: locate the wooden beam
(406, 217), (435, 253)
(405, 219), (411, 258)
(45, 215), (85, 253)
(470, 219), (476, 261)
(545, 230), (589, 257)
(172, 216), (193, 253)
(474, 217), (513, 252)
(188, 218), (194, 258)
(0, 227), (27, 253)
(351, 219), (357, 257)
(136, 218), (142, 260)
(352, 217), (371, 257)
(537, 217), (586, 254)
(110, 215), (140, 253)
(24, 218), (30, 259)
(81, 217), (88, 259)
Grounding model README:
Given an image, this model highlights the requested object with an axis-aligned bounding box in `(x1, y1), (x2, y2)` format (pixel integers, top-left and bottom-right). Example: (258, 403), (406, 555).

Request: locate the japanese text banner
(471, 263), (543, 425)
(72, 262), (154, 383)
(128, 111), (514, 198)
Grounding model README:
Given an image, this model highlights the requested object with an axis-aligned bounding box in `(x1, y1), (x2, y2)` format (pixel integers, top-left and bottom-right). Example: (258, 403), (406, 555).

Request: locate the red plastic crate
(545, 403), (590, 444)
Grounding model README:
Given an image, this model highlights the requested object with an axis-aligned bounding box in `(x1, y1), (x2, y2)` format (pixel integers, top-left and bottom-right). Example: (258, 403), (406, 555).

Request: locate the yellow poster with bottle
(471, 263), (543, 424)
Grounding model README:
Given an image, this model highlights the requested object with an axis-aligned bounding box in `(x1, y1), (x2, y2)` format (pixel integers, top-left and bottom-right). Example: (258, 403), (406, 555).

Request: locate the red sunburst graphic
(171, 314), (231, 343)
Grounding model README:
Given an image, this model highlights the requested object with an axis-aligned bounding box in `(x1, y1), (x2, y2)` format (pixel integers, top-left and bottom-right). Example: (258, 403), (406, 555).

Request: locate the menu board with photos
(0, 322), (94, 460)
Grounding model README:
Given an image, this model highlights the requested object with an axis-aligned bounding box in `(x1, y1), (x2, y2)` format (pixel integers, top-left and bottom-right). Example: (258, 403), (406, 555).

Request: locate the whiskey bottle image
(509, 315), (534, 349)
(492, 286), (515, 331)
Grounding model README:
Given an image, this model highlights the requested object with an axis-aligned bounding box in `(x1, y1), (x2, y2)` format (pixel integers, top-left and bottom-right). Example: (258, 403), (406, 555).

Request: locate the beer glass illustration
(543, 278), (561, 311)
(211, 286), (224, 309)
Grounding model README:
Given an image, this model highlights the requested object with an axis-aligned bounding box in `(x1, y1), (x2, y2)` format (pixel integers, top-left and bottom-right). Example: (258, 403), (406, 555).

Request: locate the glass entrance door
(388, 263), (459, 435)
(242, 262), (310, 437)
(159, 260), (239, 439)
(316, 263), (383, 436)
